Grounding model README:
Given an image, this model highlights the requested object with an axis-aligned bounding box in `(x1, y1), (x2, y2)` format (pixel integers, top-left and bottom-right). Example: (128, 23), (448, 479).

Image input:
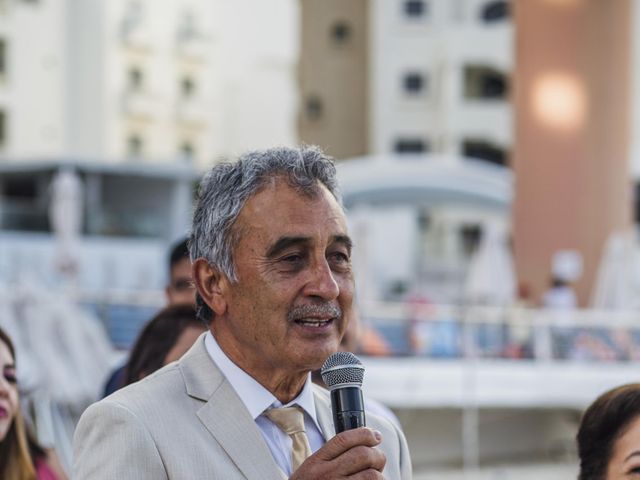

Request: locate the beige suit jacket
(73, 335), (412, 479)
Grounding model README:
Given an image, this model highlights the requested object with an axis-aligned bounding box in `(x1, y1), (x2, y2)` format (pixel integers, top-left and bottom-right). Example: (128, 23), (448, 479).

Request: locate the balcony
(121, 91), (157, 121)
(176, 99), (209, 128)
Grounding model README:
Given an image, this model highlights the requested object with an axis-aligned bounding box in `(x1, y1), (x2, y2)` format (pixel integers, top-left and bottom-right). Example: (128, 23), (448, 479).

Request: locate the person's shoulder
(100, 362), (184, 414)
(36, 449), (67, 480)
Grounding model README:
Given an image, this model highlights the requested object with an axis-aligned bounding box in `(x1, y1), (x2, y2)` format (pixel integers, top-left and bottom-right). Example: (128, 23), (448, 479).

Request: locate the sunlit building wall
(0, 0), (67, 158)
(210, 0), (299, 159)
(513, 0), (632, 305)
(0, 0), (298, 168)
(299, 0), (369, 160)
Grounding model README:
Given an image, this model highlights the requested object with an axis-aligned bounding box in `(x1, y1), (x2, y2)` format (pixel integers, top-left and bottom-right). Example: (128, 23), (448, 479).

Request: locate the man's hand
(291, 427), (387, 479)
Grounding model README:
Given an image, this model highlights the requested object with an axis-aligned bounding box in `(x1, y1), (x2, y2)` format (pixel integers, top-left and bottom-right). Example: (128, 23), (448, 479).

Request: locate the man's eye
(329, 252), (350, 264)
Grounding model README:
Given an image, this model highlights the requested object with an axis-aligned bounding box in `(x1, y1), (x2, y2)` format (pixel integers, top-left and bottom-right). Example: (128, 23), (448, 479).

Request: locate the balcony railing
(360, 301), (640, 363)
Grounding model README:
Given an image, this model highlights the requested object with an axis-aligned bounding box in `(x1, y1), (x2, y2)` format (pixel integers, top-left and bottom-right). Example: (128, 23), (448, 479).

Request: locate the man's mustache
(287, 303), (342, 322)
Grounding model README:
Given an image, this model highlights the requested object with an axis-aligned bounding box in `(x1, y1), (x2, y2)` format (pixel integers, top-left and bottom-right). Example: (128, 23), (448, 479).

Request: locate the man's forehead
(240, 179), (344, 220)
(232, 181), (348, 247)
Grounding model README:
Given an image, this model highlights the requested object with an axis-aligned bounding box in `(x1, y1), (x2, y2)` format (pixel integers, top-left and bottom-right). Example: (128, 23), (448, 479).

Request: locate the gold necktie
(265, 406), (312, 472)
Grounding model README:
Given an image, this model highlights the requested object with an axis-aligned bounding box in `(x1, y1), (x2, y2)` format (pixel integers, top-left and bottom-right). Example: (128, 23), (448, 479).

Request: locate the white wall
(212, 0), (299, 159)
(348, 205), (419, 300)
(0, 0), (66, 156)
(0, 0), (299, 167)
(0, 232), (167, 291)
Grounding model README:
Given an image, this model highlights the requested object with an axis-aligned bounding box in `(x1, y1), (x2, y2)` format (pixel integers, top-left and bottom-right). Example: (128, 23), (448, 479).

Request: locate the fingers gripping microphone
(321, 352), (366, 434)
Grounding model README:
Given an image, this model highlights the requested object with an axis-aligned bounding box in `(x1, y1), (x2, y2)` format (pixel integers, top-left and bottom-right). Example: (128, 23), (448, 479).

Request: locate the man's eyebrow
(266, 236), (311, 258)
(333, 235), (353, 253)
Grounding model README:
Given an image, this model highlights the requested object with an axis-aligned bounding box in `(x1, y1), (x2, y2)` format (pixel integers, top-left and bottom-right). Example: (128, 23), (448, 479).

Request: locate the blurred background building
(300, 0), (512, 162)
(3, 0), (640, 478)
(0, 0), (297, 166)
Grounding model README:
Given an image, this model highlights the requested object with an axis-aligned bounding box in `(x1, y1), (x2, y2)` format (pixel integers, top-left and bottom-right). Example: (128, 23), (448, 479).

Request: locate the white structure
(370, 0), (512, 159)
(0, 0), (298, 168)
(337, 154), (512, 302)
(0, 160), (198, 291)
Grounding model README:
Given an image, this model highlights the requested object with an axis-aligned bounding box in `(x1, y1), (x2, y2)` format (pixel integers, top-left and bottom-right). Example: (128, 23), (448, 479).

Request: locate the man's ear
(192, 258), (229, 316)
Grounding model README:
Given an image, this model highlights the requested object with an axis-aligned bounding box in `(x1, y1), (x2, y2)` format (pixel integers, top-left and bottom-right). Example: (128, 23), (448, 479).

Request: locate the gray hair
(189, 145), (342, 322)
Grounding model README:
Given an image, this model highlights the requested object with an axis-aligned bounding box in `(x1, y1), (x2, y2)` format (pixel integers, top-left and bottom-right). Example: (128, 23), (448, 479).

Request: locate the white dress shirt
(204, 332), (325, 476)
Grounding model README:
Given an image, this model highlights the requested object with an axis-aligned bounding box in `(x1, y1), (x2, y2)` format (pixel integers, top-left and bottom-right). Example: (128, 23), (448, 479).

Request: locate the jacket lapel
(179, 335), (285, 480)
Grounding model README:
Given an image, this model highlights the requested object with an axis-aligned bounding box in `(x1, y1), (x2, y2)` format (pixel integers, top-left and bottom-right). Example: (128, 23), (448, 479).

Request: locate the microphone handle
(331, 386), (366, 434)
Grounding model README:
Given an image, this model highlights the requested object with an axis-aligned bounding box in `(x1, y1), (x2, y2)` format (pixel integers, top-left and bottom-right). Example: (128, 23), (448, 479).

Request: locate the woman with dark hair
(577, 383), (640, 479)
(0, 327), (66, 480)
(123, 304), (206, 386)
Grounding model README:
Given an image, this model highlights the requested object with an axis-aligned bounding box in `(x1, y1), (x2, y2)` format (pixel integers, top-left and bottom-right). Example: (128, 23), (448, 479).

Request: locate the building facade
(0, 0), (298, 168)
(299, 0), (512, 164)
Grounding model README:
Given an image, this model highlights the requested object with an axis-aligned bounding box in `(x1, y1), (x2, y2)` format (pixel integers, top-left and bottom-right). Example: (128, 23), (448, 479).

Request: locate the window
(464, 65), (508, 100)
(481, 1), (510, 23)
(121, 1), (144, 40)
(178, 11), (197, 41)
(128, 67), (143, 91)
(0, 110), (5, 148)
(305, 95), (323, 121)
(634, 183), (640, 224)
(403, 72), (426, 95)
(463, 139), (507, 166)
(4, 176), (36, 199)
(0, 174), (48, 232)
(127, 135), (143, 157)
(181, 77), (195, 98)
(330, 21), (351, 46)
(460, 225), (482, 256)
(394, 138), (428, 154)
(180, 142), (194, 162)
(404, 0), (426, 18)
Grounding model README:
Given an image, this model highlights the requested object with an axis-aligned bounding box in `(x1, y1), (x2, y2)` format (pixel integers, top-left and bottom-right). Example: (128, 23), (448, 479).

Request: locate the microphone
(320, 352), (366, 433)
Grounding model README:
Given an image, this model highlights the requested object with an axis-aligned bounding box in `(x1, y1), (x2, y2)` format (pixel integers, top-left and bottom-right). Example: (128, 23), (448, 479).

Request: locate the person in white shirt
(73, 146), (412, 480)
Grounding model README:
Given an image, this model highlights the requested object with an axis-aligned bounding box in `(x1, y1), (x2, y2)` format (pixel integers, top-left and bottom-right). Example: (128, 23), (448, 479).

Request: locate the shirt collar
(204, 331), (320, 427)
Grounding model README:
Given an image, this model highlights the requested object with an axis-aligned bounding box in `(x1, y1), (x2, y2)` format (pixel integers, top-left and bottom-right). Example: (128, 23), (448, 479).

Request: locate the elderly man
(73, 146), (411, 479)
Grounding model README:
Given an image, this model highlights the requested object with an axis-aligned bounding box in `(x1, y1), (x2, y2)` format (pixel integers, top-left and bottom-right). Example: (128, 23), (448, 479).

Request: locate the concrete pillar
(513, 0), (633, 306)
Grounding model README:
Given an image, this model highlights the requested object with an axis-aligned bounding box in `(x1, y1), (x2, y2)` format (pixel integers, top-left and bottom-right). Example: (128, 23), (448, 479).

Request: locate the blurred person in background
(543, 275), (577, 310)
(0, 327), (67, 480)
(577, 383), (640, 479)
(543, 275), (579, 360)
(122, 305), (206, 386)
(102, 238), (197, 396)
(164, 238), (197, 306)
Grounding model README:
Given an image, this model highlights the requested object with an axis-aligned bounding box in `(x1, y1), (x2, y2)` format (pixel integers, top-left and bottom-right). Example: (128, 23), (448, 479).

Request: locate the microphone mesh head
(320, 351), (365, 390)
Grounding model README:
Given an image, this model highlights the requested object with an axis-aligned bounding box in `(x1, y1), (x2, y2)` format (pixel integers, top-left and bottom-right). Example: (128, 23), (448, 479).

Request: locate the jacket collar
(179, 334), (287, 480)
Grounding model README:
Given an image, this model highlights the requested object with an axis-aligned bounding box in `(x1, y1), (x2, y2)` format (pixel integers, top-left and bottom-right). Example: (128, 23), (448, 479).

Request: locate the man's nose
(304, 258), (340, 300)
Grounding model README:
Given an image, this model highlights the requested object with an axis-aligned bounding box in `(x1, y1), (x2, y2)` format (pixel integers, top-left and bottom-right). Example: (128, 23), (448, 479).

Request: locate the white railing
(360, 301), (640, 362)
